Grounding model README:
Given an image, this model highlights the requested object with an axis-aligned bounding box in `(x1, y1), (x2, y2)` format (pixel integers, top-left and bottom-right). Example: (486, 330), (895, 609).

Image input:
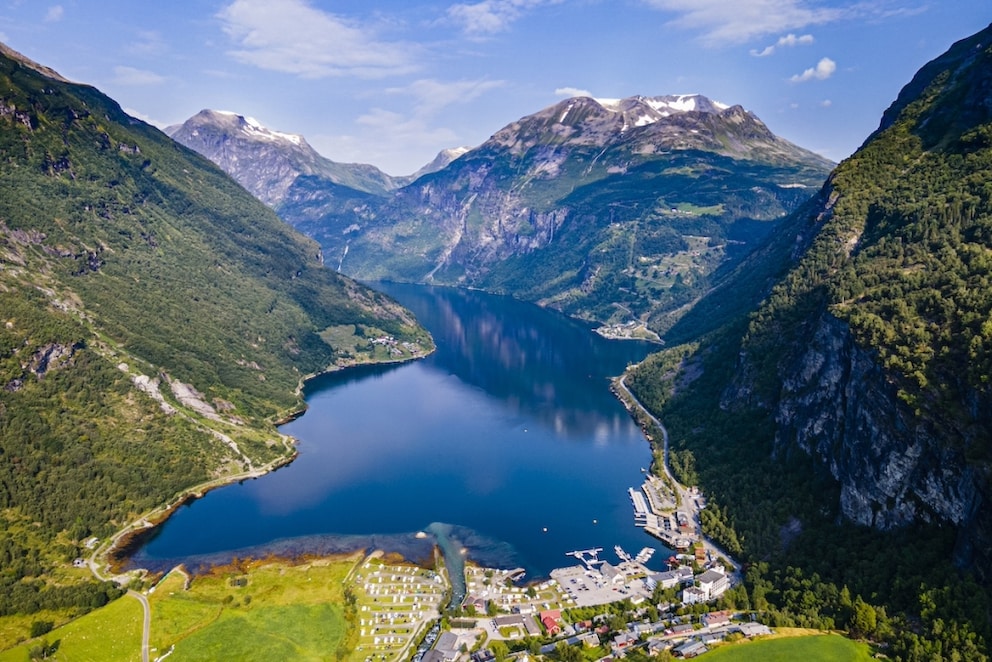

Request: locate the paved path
(129, 590), (150, 662)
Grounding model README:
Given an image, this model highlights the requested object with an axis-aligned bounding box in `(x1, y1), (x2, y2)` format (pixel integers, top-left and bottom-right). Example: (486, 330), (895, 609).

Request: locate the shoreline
(90, 345), (435, 584)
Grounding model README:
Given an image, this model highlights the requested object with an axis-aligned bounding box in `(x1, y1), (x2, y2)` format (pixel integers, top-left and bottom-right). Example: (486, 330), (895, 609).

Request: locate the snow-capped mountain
(166, 109), (399, 206)
(292, 93), (835, 331)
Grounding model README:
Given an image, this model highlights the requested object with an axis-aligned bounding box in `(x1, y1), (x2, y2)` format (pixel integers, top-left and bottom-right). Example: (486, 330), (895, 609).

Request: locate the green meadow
(0, 594), (142, 662)
(0, 556), (361, 662)
(704, 632), (873, 662)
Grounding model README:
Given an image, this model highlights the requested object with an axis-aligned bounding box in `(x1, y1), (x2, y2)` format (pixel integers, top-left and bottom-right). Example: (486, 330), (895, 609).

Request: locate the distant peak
(590, 94), (731, 115)
(551, 94), (736, 131)
(190, 109), (306, 147)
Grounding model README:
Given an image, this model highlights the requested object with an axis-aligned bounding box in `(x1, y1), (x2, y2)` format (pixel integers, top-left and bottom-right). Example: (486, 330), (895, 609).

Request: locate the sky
(1, 1), (990, 176)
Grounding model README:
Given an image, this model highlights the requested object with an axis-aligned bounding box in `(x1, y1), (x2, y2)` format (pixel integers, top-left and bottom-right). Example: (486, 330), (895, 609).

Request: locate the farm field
(0, 593), (142, 662)
(704, 632), (873, 662)
(0, 555), (364, 662)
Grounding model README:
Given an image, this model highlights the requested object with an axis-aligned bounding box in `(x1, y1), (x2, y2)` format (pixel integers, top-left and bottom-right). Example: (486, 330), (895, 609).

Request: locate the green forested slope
(0, 44), (430, 634)
(628, 24), (992, 661)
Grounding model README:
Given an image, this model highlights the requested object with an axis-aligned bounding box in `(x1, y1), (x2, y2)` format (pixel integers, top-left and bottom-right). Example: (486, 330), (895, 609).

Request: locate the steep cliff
(721, 24), (992, 577)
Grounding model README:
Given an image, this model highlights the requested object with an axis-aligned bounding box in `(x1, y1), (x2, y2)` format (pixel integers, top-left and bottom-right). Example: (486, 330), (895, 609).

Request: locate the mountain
(292, 94), (835, 333)
(396, 145), (471, 185)
(0, 43), (431, 619)
(628, 24), (992, 656)
(166, 109), (399, 204)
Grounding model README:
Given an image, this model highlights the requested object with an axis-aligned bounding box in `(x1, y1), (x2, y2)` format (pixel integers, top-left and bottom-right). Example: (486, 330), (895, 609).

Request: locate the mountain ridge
(269, 93), (834, 334)
(0, 40), (431, 620)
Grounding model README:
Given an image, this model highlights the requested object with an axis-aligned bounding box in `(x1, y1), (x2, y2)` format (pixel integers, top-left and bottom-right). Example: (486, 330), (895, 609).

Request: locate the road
(617, 374), (740, 575)
(129, 590), (150, 662)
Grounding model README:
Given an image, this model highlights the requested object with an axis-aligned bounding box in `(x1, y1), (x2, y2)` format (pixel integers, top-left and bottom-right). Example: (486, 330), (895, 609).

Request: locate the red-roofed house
(540, 609), (562, 635)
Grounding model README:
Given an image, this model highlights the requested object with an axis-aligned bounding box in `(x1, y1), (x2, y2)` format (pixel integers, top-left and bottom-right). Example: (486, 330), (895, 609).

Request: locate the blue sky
(1, 1), (990, 175)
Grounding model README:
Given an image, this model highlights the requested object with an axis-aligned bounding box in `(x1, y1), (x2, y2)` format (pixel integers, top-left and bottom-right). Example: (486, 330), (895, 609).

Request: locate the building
(540, 609), (562, 635)
(579, 633), (601, 647)
(736, 622), (772, 638)
(696, 568), (729, 600)
(673, 639), (707, 658)
(701, 610), (731, 628)
(681, 586), (708, 605)
(600, 562), (626, 585)
(612, 631), (638, 653)
(647, 566), (693, 590)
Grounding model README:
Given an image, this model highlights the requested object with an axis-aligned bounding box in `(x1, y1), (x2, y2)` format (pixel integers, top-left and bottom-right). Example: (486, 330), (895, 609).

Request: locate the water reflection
(129, 284), (660, 577)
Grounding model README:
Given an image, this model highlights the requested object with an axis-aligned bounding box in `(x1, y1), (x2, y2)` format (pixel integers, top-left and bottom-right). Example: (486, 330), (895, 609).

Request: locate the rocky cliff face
(167, 110), (398, 205)
(715, 25), (992, 578)
(775, 313), (981, 524)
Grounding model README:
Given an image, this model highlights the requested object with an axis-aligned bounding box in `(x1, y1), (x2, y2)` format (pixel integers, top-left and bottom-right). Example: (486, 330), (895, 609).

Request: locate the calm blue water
(127, 284), (664, 579)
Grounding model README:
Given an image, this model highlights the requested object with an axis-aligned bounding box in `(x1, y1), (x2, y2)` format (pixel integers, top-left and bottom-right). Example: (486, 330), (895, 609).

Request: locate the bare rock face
(28, 342), (78, 377)
(167, 110), (398, 206)
(771, 311), (990, 570)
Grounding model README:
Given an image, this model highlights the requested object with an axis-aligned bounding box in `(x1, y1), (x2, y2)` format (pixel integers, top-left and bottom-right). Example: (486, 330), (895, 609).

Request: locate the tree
(555, 641), (582, 662)
(849, 596), (877, 639)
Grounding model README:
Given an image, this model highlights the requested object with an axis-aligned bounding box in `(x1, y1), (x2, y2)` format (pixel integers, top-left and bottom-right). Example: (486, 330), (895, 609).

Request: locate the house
(736, 622), (772, 638)
(462, 595), (487, 612)
(600, 562), (626, 585)
(647, 639), (671, 656)
(696, 568), (729, 600)
(579, 633), (601, 647)
(701, 610), (731, 628)
(422, 651), (446, 662)
(673, 639), (707, 658)
(472, 651), (496, 662)
(611, 632), (638, 652)
(670, 624), (694, 636)
(540, 609), (562, 635)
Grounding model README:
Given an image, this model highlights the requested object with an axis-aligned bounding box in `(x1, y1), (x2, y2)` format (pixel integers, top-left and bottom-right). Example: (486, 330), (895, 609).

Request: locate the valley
(2, 12), (992, 662)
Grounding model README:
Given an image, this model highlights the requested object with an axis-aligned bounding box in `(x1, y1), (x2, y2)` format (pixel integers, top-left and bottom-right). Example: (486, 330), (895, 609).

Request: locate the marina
(629, 475), (699, 551)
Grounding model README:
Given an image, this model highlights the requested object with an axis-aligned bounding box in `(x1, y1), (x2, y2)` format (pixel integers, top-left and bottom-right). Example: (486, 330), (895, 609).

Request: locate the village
(349, 534), (768, 662)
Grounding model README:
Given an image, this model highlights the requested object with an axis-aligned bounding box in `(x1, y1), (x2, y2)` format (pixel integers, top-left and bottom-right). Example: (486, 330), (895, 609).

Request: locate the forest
(627, 27), (992, 661)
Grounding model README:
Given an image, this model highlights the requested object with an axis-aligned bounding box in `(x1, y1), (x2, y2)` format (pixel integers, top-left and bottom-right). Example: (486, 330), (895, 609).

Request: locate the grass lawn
(704, 633), (873, 662)
(0, 555), (362, 662)
(151, 556), (360, 661)
(0, 592), (142, 662)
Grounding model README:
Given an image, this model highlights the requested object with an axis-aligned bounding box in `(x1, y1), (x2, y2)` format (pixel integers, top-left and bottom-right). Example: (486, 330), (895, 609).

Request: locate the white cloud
(750, 32), (814, 57)
(555, 86), (593, 98)
(321, 109), (461, 174)
(642, 0), (843, 46)
(217, 0), (418, 79)
(127, 31), (167, 57)
(447, 0), (562, 35)
(44, 5), (64, 22)
(386, 78), (506, 115)
(790, 57), (836, 83)
(111, 66), (166, 86)
(820, 99), (832, 107)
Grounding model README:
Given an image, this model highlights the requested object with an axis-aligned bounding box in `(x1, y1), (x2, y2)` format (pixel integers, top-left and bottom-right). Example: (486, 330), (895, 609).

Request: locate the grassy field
(704, 632), (873, 661)
(0, 555), (363, 662)
(0, 593), (142, 662)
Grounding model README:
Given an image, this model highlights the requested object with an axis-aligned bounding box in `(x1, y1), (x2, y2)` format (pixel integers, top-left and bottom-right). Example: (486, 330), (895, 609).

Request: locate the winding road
(128, 590), (150, 662)
(617, 374), (740, 574)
